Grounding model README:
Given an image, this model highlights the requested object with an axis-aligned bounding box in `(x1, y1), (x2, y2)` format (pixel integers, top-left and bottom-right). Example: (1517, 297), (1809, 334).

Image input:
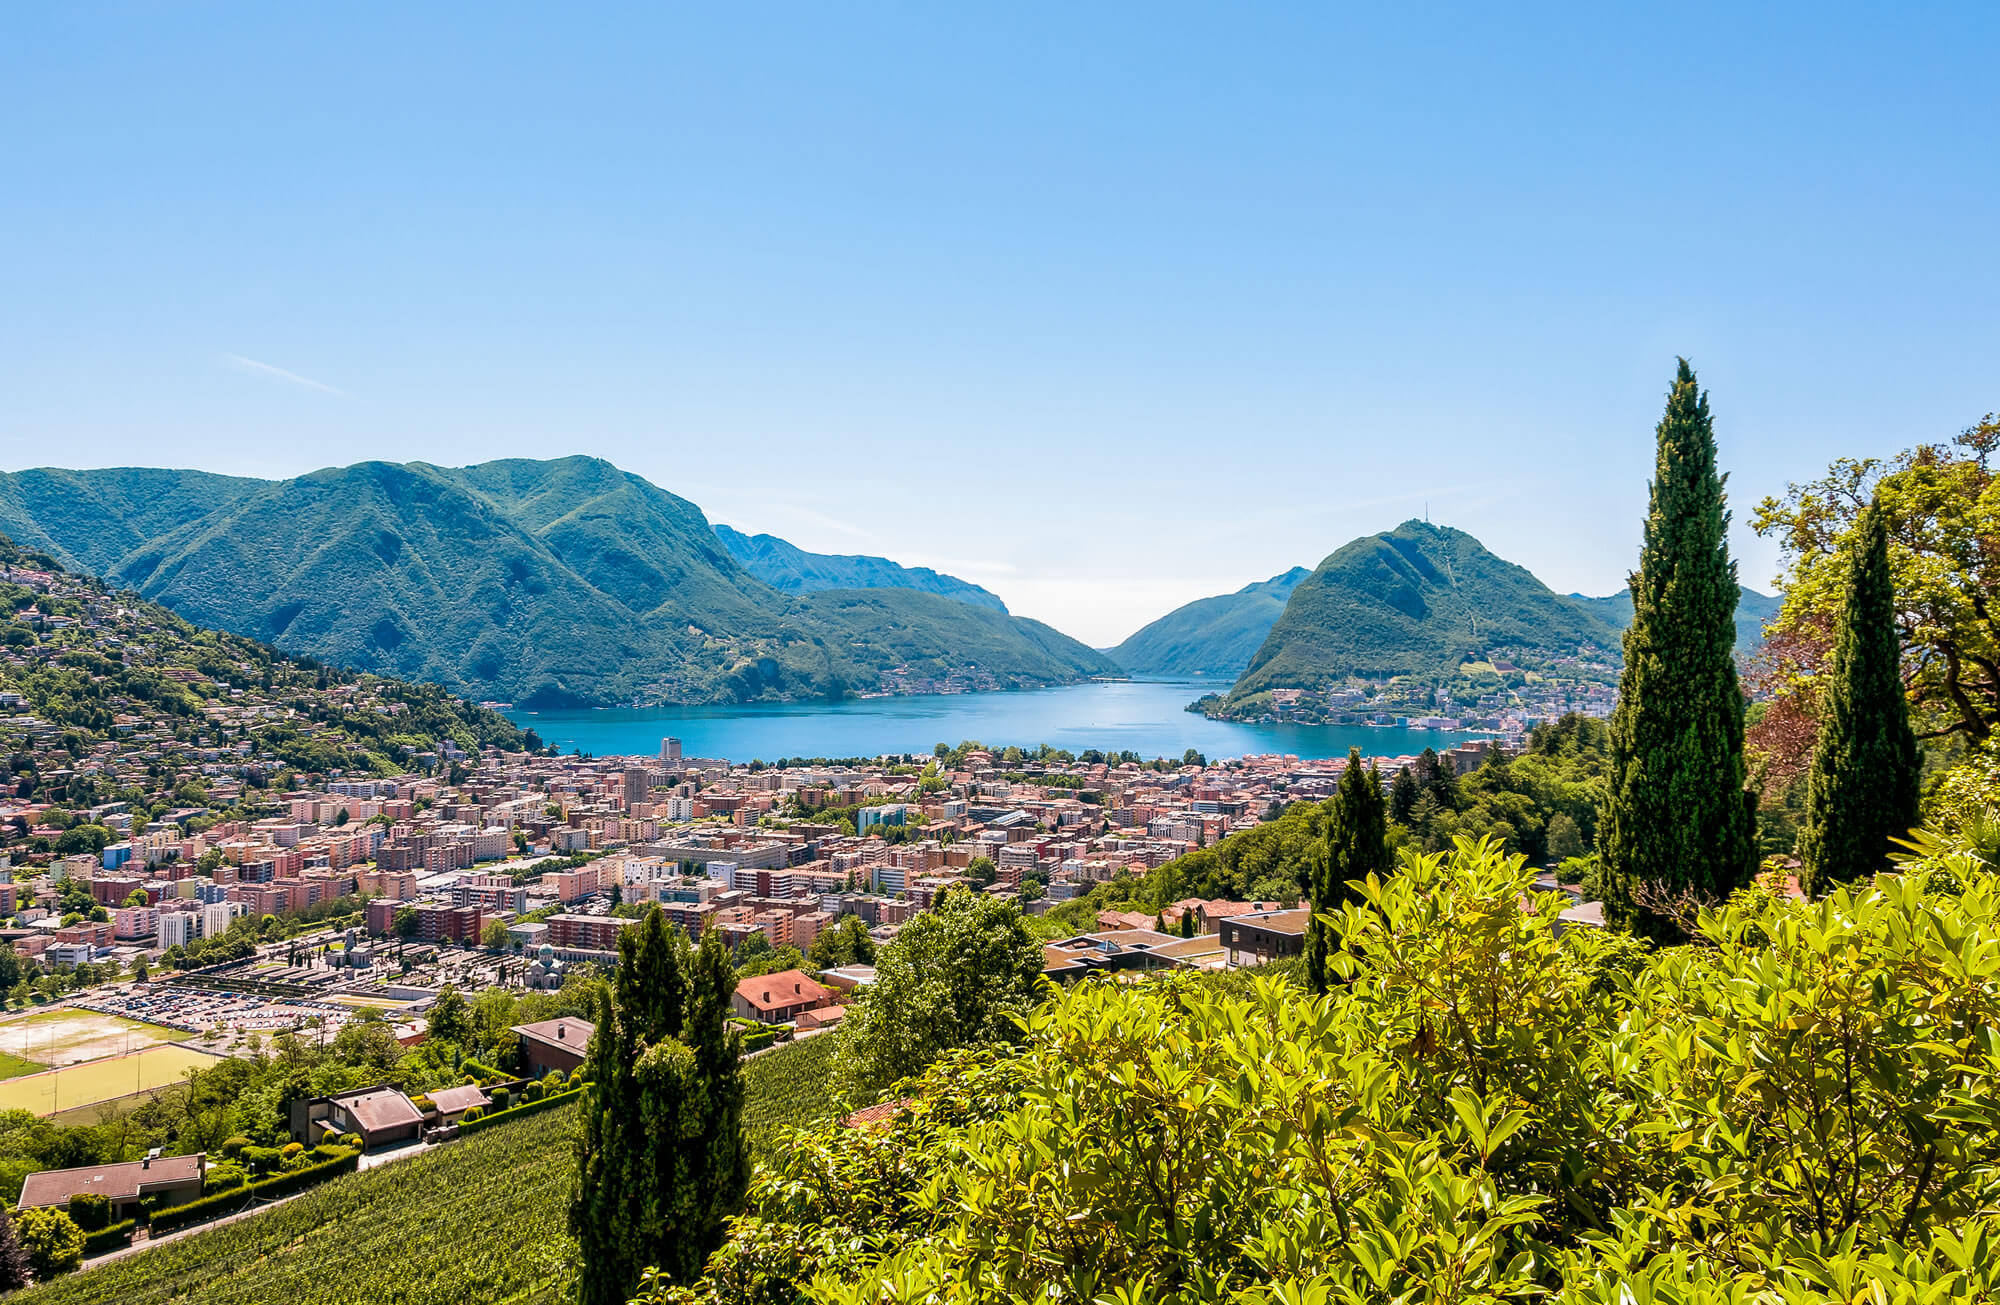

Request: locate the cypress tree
(1796, 502), (1919, 893)
(1308, 748), (1390, 993)
(1600, 360), (1758, 937)
(1390, 767), (1419, 824)
(573, 987), (640, 1305)
(680, 923), (749, 1277)
(574, 917), (747, 1304)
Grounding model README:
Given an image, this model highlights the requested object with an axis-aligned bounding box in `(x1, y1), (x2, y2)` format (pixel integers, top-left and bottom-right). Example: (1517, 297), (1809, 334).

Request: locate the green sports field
(0, 1044), (223, 1115)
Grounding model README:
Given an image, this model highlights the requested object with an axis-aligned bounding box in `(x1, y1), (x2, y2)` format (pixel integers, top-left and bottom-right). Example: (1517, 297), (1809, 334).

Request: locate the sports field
(0, 1044), (222, 1115)
(0, 1051), (44, 1081)
(0, 1009), (182, 1068)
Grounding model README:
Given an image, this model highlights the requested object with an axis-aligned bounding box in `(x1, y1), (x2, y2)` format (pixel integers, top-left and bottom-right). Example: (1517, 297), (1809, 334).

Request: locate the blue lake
(504, 678), (1485, 764)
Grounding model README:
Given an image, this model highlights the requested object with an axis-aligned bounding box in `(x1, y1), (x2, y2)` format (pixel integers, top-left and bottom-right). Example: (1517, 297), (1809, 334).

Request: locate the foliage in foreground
(648, 836), (2000, 1305)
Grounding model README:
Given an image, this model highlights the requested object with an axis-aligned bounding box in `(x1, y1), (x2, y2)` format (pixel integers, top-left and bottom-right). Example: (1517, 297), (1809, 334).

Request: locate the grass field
(15, 1033), (842, 1305)
(0, 1045), (222, 1116)
(0, 1009), (182, 1068)
(0, 1050), (46, 1081)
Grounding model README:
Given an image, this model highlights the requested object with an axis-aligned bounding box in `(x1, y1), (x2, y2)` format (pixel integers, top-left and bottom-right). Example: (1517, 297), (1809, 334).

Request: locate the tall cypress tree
(679, 923), (749, 1277)
(1600, 360), (1758, 937)
(573, 986), (639, 1305)
(574, 915), (747, 1305)
(1308, 748), (1391, 993)
(1796, 502), (1919, 893)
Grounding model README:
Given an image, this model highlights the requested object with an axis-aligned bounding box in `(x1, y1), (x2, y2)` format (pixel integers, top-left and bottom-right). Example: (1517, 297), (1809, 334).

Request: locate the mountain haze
(1228, 520), (1623, 701)
(1109, 568), (1309, 676)
(0, 458), (1113, 707)
(713, 524), (1007, 612)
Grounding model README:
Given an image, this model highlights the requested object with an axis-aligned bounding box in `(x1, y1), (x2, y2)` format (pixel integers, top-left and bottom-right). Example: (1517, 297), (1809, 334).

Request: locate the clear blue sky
(4, 4), (1995, 645)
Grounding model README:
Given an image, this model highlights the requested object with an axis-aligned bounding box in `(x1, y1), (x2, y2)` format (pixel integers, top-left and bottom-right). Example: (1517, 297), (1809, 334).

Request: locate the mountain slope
(0, 459), (1110, 707)
(1569, 585), (1782, 656)
(0, 467), (263, 576)
(714, 524), (1008, 612)
(1228, 521), (1622, 700)
(0, 531), (534, 780)
(1109, 567), (1309, 676)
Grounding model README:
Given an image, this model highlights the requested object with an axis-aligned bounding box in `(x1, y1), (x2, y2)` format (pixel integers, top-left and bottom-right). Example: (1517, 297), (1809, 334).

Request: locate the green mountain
(713, 524), (1008, 612)
(1108, 567), (1310, 676)
(1227, 520), (1623, 701)
(0, 532), (534, 781)
(0, 458), (1114, 707)
(1569, 584), (1782, 656)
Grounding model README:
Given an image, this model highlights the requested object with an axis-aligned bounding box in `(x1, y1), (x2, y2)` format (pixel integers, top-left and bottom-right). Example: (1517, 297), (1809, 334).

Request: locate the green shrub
(489, 1088), (509, 1111)
(243, 1145), (284, 1172)
(80, 1218), (135, 1257)
(220, 1136), (252, 1158)
(278, 1141), (304, 1160)
(338, 1132), (362, 1148)
(637, 837), (2000, 1305)
(16, 1206), (84, 1279)
(455, 1086), (584, 1135)
(148, 1151), (361, 1235)
(460, 1107), (484, 1124)
(202, 1166), (248, 1194)
(64, 1192), (110, 1233)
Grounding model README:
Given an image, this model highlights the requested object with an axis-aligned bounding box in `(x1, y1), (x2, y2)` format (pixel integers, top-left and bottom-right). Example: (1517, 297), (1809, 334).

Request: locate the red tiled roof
(735, 969), (832, 1014)
(337, 1088), (423, 1134)
(426, 1084), (491, 1115)
(511, 1017), (596, 1051)
(843, 1097), (911, 1128)
(20, 1153), (204, 1209)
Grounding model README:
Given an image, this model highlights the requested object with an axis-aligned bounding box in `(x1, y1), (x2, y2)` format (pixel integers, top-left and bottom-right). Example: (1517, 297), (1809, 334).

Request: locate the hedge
(147, 1150), (361, 1234)
(740, 1025), (784, 1052)
(455, 1086), (583, 1135)
(82, 1218), (136, 1256)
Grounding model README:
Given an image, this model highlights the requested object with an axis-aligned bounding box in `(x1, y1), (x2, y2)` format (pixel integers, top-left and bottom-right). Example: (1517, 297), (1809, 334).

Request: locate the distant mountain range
(713, 524), (1007, 612)
(1568, 585), (1781, 658)
(0, 458), (1114, 708)
(1107, 521), (1784, 707)
(1109, 568), (1310, 676)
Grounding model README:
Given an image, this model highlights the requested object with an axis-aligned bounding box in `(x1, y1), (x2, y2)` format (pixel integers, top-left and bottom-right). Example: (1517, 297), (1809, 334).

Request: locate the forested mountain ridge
(0, 532), (534, 788)
(0, 458), (1113, 707)
(1108, 567), (1309, 676)
(713, 524), (1007, 612)
(1226, 520), (1623, 702)
(1569, 583), (1782, 656)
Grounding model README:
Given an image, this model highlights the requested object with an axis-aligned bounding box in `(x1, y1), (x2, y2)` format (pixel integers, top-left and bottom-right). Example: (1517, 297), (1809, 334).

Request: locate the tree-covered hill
(0, 533), (533, 794)
(1107, 566), (1308, 676)
(713, 524), (1008, 612)
(1226, 520), (1622, 704)
(0, 459), (1112, 706)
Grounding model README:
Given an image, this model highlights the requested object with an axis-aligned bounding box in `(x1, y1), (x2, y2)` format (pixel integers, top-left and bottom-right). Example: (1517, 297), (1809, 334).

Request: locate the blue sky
(3, 4), (1995, 645)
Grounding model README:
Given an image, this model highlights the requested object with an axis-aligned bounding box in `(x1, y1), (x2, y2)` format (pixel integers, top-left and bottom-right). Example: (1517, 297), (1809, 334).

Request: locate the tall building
(623, 767), (649, 808)
(661, 737), (682, 764)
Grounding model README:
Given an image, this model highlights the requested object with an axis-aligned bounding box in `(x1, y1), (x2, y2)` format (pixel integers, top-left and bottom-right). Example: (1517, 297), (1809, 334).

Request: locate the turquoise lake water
(504, 678), (1484, 764)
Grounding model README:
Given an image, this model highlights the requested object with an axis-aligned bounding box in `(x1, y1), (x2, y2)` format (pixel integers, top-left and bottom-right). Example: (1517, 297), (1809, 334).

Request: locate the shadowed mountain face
(1108, 568), (1310, 677)
(1226, 520), (1624, 701)
(0, 457), (1113, 706)
(712, 524), (1007, 612)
